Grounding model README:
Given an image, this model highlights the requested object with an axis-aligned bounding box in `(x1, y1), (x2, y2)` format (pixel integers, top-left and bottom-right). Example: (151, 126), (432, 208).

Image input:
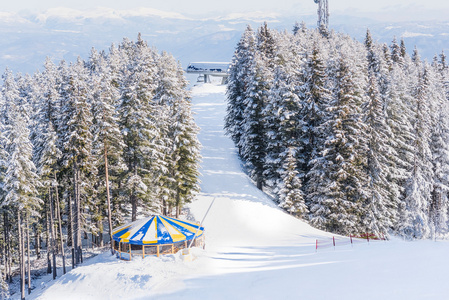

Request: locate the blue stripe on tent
(156, 216), (173, 244)
(163, 216), (204, 231)
(129, 216), (155, 242)
(112, 227), (133, 242)
(160, 216), (203, 240)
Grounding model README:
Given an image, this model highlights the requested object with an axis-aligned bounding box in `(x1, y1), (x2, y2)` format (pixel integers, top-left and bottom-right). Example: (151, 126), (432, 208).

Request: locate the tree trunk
(73, 164), (79, 266)
(26, 215), (31, 294)
(54, 172), (66, 274)
(67, 193), (73, 248)
(175, 190), (181, 218)
(162, 199), (166, 216)
(45, 210), (51, 274)
(77, 168), (82, 261)
(3, 212), (10, 283)
(73, 164), (82, 265)
(131, 194), (137, 222)
(104, 144), (114, 254)
(49, 187), (57, 279)
(17, 211), (25, 300)
(34, 224), (41, 260)
(131, 166), (138, 222)
(256, 176), (263, 190)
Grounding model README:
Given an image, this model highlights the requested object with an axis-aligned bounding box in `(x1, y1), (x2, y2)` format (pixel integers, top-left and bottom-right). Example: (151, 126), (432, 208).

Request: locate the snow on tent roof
(112, 215), (204, 245)
(186, 62), (230, 74)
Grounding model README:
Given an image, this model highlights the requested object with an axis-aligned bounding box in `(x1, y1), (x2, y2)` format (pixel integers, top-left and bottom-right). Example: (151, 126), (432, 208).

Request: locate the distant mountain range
(0, 8), (448, 74)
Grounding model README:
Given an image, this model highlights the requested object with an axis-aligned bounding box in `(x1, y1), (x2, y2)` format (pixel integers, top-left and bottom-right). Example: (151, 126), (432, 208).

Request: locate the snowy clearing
(25, 83), (449, 300)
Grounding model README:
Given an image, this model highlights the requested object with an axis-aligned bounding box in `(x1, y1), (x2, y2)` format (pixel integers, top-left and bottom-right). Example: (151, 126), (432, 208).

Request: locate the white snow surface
(25, 83), (449, 300)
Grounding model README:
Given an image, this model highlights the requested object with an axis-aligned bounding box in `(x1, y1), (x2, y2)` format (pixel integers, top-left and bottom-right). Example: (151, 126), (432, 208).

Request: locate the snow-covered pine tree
(362, 69), (398, 236)
(156, 52), (201, 217)
(257, 22), (277, 69)
(152, 51), (201, 217)
(303, 40), (333, 209)
(238, 50), (270, 190)
(30, 58), (67, 275)
(59, 57), (95, 263)
(225, 25), (256, 150)
(427, 64), (449, 238)
(263, 66), (292, 192)
(400, 63), (434, 239)
(292, 22), (301, 36)
(263, 37), (306, 194)
(1, 69), (42, 299)
(390, 37), (405, 67)
(0, 78), (12, 287)
(307, 51), (368, 235)
(278, 147), (307, 218)
(90, 51), (126, 251)
(118, 37), (160, 221)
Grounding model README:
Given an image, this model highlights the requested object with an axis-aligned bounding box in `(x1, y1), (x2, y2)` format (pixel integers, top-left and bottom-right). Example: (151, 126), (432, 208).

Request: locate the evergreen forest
(225, 23), (449, 240)
(0, 34), (201, 296)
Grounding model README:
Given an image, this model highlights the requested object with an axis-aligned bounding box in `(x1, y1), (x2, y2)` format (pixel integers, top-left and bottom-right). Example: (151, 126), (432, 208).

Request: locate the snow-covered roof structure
(113, 215), (204, 245)
(112, 215), (204, 260)
(186, 62), (230, 76)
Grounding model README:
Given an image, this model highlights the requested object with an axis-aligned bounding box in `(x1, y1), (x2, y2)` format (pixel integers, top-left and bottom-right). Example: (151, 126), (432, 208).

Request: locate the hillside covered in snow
(17, 82), (449, 300)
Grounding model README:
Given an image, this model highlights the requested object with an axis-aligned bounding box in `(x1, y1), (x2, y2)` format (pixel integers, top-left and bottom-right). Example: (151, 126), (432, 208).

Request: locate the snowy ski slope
(26, 82), (449, 300)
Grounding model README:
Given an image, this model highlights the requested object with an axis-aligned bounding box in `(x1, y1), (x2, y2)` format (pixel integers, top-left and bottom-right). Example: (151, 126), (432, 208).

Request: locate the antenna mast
(314, 0), (329, 29)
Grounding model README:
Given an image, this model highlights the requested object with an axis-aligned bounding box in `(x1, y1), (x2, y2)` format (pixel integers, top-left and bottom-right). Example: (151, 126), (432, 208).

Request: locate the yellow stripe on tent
(112, 224), (132, 235)
(160, 217), (186, 242)
(168, 218), (203, 235)
(120, 231), (132, 242)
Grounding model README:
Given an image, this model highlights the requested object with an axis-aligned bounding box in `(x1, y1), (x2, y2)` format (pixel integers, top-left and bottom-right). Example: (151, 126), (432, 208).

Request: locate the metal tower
(314, 0), (329, 29)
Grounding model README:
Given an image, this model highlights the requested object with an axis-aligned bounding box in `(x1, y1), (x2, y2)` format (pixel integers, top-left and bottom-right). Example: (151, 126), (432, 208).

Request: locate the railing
(315, 233), (386, 251)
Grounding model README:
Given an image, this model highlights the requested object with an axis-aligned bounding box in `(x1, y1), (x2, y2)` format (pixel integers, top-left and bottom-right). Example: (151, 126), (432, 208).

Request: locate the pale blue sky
(1, 0), (448, 21)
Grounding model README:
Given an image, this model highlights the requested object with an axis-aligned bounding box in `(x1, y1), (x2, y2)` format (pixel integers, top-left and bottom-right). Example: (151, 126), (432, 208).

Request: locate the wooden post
(157, 245), (160, 257)
(129, 243), (131, 261)
(142, 245), (145, 259)
(118, 242), (121, 260)
(171, 244), (174, 254)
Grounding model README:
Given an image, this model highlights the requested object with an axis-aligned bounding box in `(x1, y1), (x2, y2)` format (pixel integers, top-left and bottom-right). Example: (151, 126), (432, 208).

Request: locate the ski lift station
(186, 62), (230, 85)
(112, 215), (205, 261)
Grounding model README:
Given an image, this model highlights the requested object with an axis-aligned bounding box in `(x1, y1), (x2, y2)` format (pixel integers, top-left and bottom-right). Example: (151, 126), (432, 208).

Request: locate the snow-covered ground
(24, 82), (449, 300)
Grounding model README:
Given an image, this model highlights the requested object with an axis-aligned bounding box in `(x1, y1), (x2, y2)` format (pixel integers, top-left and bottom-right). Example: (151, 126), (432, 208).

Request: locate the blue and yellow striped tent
(112, 215), (204, 245)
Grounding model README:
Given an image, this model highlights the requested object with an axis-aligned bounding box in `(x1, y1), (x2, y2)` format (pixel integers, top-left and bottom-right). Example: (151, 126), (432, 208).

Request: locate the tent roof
(112, 215), (204, 245)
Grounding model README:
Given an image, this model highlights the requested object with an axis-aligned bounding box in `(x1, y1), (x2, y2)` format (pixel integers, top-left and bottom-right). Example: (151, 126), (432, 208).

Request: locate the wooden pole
(157, 245), (160, 257)
(142, 245), (145, 258)
(118, 242), (121, 260)
(129, 243), (131, 261)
